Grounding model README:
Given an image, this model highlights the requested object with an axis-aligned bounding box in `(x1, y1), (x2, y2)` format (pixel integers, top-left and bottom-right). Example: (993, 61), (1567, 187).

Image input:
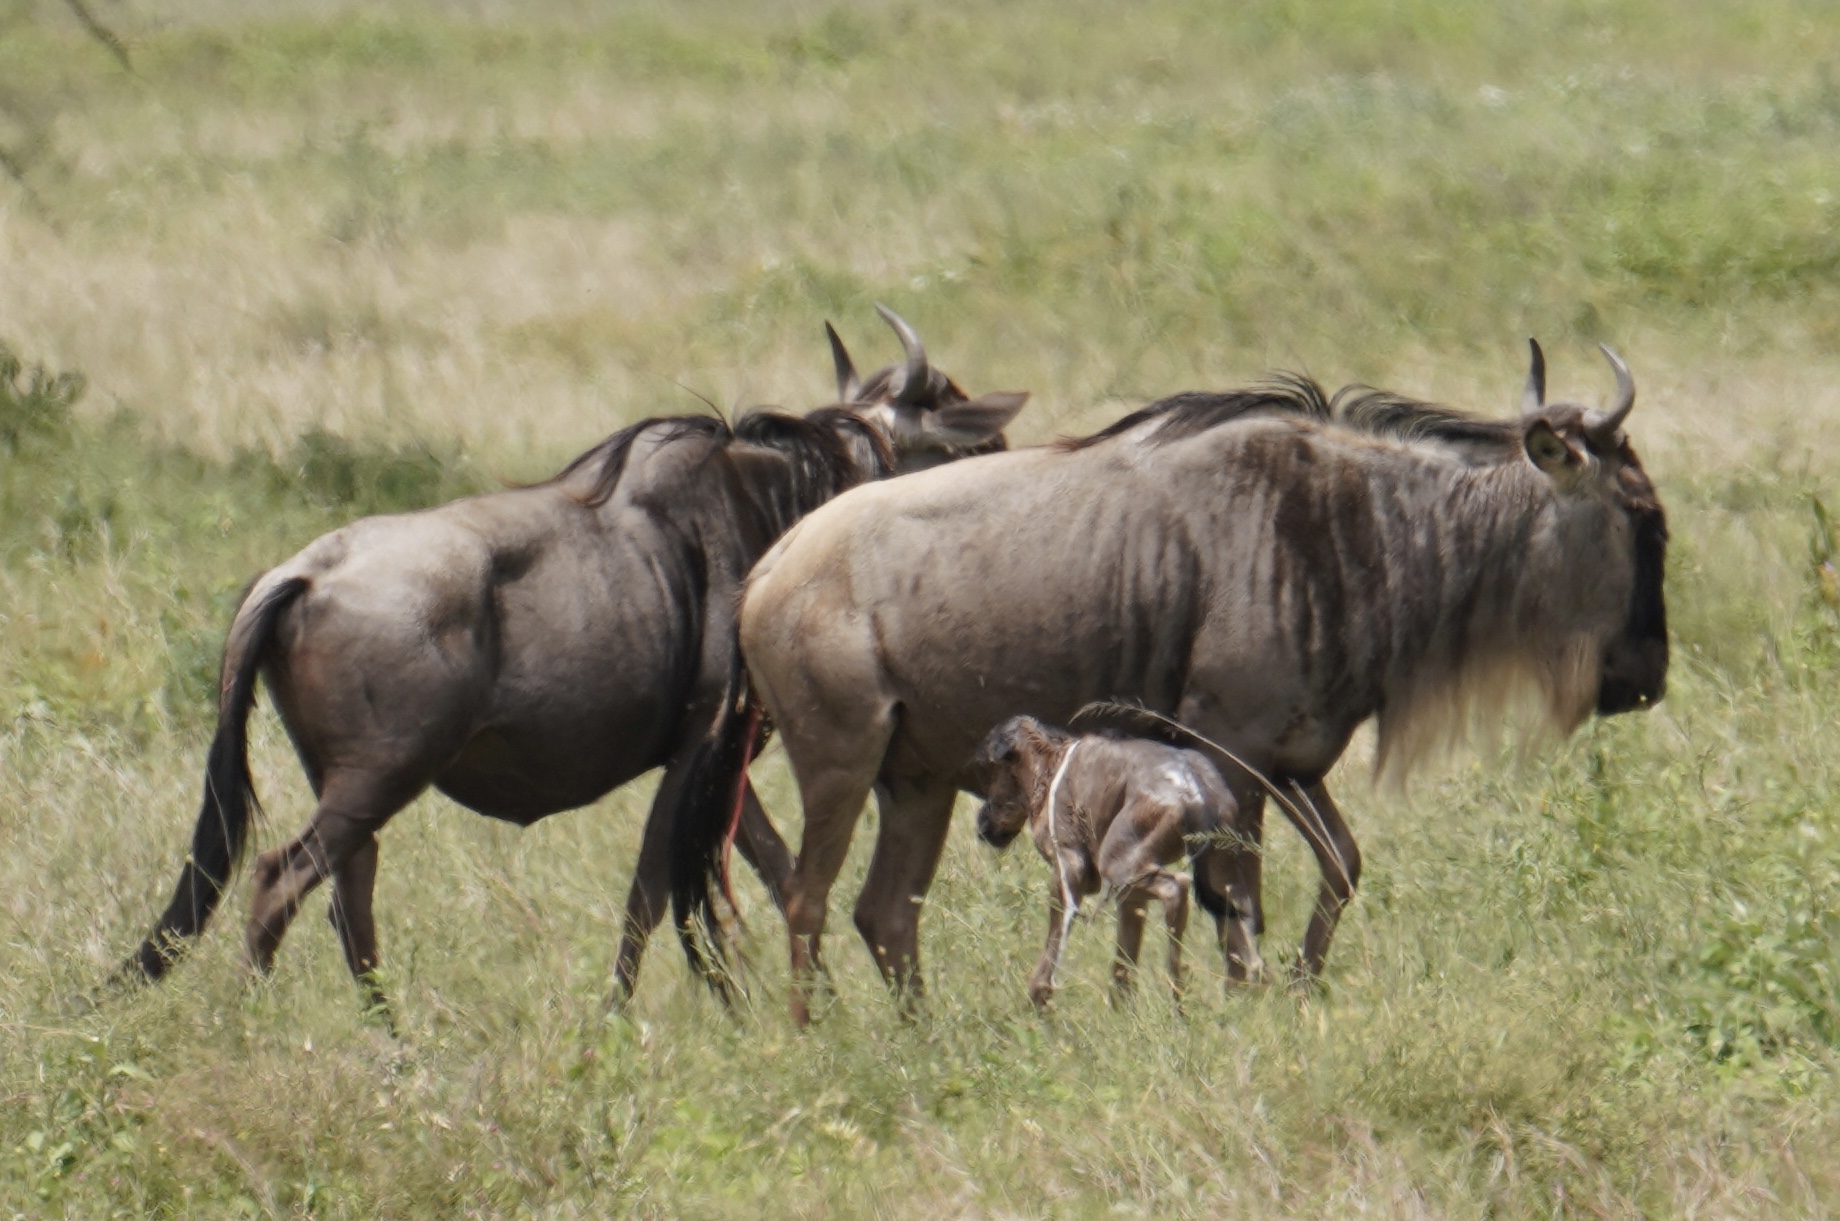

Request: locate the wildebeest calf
(974, 715), (1238, 1008)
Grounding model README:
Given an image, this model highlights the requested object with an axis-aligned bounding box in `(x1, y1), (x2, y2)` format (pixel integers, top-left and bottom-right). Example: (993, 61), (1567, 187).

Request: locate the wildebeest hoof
(1226, 960), (1270, 990)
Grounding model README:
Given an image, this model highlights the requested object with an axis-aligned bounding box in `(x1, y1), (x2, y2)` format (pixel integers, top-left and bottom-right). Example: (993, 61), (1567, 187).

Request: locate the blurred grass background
(5, 0), (1840, 1215)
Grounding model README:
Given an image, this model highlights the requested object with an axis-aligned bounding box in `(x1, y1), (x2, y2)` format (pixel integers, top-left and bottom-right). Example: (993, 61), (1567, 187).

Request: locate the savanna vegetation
(4, 0), (1840, 1215)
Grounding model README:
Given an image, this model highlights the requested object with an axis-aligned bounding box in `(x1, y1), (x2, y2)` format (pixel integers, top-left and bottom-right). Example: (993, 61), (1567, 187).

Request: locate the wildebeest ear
(922, 391), (1029, 447)
(1524, 420), (1577, 476)
(974, 717), (1026, 768)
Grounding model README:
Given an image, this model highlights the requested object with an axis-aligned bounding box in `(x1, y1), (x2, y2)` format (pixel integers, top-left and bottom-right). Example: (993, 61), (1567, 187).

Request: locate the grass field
(5, 0), (1840, 1215)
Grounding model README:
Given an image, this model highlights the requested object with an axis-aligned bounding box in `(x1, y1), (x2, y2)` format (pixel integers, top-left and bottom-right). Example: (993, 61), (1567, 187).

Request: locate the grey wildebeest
(973, 710), (1243, 1008)
(671, 342), (1667, 1022)
(123, 308), (1028, 1011)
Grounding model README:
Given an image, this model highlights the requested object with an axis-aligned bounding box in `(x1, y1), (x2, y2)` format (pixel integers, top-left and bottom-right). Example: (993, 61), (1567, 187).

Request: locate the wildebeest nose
(975, 805), (1011, 847)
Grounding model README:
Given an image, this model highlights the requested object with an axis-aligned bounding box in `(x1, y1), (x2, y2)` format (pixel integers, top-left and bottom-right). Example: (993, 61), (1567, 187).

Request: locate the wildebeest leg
(852, 779), (956, 1015)
(1110, 892), (1149, 1000)
(1294, 781), (1361, 985)
(750, 621), (896, 1024)
(1211, 850), (1266, 985)
(1195, 789), (1267, 985)
(1152, 871), (1190, 1001)
(1028, 886), (1077, 1010)
(610, 751), (790, 1005)
(781, 742), (890, 1027)
(733, 782), (793, 907)
(326, 834), (391, 1025)
(609, 752), (695, 1008)
(1113, 871), (1190, 1003)
(245, 774), (411, 975)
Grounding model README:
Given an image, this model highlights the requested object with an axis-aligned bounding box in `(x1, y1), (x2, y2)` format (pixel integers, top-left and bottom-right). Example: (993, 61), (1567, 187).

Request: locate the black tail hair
(667, 641), (762, 998)
(127, 575), (308, 981)
(1067, 700), (1224, 757)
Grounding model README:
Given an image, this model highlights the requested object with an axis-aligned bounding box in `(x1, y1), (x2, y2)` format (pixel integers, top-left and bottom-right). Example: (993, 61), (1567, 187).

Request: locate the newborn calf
(975, 714), (1242, 1008)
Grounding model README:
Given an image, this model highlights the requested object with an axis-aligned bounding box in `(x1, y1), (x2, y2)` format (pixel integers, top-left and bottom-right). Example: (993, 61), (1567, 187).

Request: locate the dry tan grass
(6, 1), (1840, 1215)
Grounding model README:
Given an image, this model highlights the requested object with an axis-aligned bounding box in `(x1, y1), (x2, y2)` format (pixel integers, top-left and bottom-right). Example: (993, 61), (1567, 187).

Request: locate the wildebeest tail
(1068, 701), (1225, 760)
(667, 640), (762, 998)
(126, 574), (307, 982)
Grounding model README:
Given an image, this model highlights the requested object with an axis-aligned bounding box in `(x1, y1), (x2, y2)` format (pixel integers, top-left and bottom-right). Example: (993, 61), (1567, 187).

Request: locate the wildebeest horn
(825, 321), (862, 402)
(874, 303), (931, 402)
(1521, 337), (1546, 417)
(1584, 343), (1636, 445)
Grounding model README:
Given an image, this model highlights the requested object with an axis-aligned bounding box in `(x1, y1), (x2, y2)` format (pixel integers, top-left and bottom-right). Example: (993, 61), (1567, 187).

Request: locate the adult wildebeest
(672, 342), (1668, 1023)
(123, 308), (1028, 1011)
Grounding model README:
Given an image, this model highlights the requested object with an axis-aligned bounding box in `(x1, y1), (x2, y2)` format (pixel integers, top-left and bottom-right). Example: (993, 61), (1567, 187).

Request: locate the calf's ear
(923, 390), (1029, 447)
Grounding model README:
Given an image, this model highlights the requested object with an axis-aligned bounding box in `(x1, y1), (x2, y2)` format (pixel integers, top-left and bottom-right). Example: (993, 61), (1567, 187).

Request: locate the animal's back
(740, 415), (1465, 783)
(741, 433), (1245, 779)
(1080, 737), (1230, 841)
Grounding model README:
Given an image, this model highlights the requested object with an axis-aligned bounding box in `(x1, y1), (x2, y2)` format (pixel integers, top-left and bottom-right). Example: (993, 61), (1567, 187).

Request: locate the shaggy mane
(550, 415), (728, 508)
(549, 407), (892, 510)
(1058, 375), (1332, 450)
(1332, 386), (1522, 454)
(734, 406), (896, 513)
(1061, 374), (1522, 456)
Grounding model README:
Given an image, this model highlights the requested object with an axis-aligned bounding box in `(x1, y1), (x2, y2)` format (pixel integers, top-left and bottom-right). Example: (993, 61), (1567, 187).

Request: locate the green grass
(5, 0), (1840, 1214)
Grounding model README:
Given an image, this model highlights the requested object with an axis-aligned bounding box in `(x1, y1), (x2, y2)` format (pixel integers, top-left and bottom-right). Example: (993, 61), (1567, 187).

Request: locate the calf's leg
(1110, 893), (1149, 1000)
(1154, 870), (1191, 1001)
(1115, 870), (1190, 1002)
(1029, 886), (1079, 1010)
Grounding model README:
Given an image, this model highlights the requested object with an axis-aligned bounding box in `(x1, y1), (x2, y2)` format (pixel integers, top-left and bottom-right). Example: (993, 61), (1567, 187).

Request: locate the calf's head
(1517, 340), (1669, 715)
(827, 305), (1029, 473)
(972, 715), (1068, 849)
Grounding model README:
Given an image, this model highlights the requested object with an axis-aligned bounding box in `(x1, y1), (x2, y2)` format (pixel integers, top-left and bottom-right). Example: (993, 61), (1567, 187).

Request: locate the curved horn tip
(1599, 342), (1634, 402)
(873, 302), (924, 354)
(873, 302), (931, 393)
(1588, 342), (1637, 438)
(1598, 342), (1632, 383)
(1521, 336), (1547, 416)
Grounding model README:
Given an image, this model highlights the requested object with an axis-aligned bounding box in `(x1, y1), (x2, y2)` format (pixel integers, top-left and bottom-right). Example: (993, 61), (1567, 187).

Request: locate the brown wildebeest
(973, 712), (1235, 1008)
(122, 308), (1028, 1013)
(672, 342), (1668, 1022)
